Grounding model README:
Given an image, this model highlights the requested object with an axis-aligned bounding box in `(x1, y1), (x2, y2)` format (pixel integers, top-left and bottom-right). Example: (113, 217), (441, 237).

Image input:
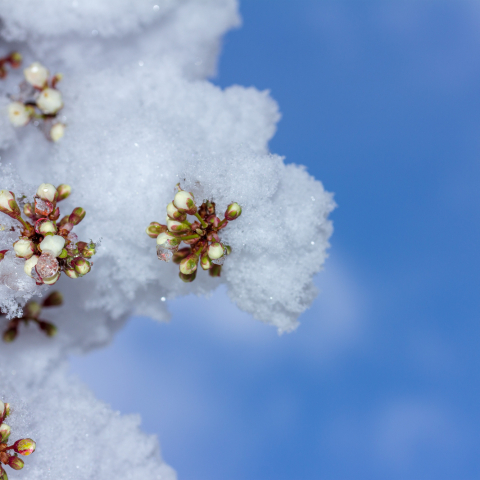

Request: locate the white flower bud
(225, 202), (242, 221)
(156, 232), (180, 250)
(166, 201), (186, 221)
(179, 255), (198, 275)
(24, 255), (39, 277)
(36, 183), (57, 202)
(37, 220), (56, 235)
(36, 88), (63, 114)
(13, 238), (35, 259)
(50, 123), (65, 142)
(0, 190), (15, 213)
(24, 62), (49, 88)
(39, 235), (65, 257)
(166, 217), (190, 233)
(173, 190), (196, 214)
(43, 272), (60, 285)
(208, 242), (224, 260)
(7, 102), (30, 127)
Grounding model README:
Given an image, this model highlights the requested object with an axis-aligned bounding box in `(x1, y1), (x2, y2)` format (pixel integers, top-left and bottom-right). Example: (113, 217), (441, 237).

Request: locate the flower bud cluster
(0, 183), (96, 285)
(7, 61), (66, 142)
(1, 291), (62, 342)
(0, 52), (22, 80)
(0, 400), (36, 479)
(146, 184), (242, 282)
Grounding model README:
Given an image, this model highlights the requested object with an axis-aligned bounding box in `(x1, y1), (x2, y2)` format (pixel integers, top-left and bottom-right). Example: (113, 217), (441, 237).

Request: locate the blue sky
(71, 2), (480, 479)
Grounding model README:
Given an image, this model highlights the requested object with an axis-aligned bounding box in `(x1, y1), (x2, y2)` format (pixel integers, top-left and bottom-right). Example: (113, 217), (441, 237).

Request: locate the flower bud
(173, 191), (197, 215)
(69, 207), (86, 225)
(166, 218), (190, 234)
(0, 424), (10, 442)
(0, 467), (7, 480)
(72, 258), (91, 276)
(209, 264), (222, 277)
(42, 291), (63, 307)
(64, 267), (78, 279)
(166, 202), (186, 221)
(7, 102), (30, 127)
(8, 456), (24, 470)
(35, 218), (56, 235)
(24, 255), (39, 277)
(4, 404), (10, 417)
(207, 242), (224, 260)
(50, 123), (65, 142)
(56, 184), (71, 201)
(81, 243), (96, 259)
(0, 402), (4, 415)
(24, 62), (48, 88)
(13, 438), (36, 456)
(36, 183), (58, 203)
(23, 203), (34, 217)
(0, 190), (20, 217)
(38, 321), (57, 337)
(179, 255), (198, 275)
(13, 238), (35, 259)
(224, 202), (242, 221)
(172, 247), (191, 264)
(40, 235), (65, 257)
(36, 88), (63, 114)
(156, 232), (180, 250)
(42, 272), (60, 285)
(179, 270), (197, 282)
(25, 301), (41, 319)
(200, 252), (212, 270)
(0, 250), (6, 262)
(10, 51), (22, 68)
(146, 222), (167, 238)
(2, 328), (17, 343)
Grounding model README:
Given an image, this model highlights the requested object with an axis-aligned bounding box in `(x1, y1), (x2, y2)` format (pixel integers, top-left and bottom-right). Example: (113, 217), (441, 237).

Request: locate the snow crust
(0, 0), (334, 477)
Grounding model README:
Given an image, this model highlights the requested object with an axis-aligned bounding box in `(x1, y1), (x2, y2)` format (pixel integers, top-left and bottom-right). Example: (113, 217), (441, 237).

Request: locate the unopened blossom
(12, 439), (36, 456)
(0, 425), (10, 443)
(40, 235), (65, 257)
(0, 190), (18, 215)
(23, 255), (39, 277)
(36, 183), (58, 202)
(42, 272), (61, 285)
(148, 185), (242, 281)
(7, 102), (30, 127)
(207, 242), (224, 260)
(173, 190), (197, 215)
(23, 61), (48, 88)
(50, 122), (65, 142)
(13, 238), (35, 259)
(167, 201), (186, 221)
(36, 87), (63, 114)
(37, 219), (57, 235)
(225, 202), (242, 221)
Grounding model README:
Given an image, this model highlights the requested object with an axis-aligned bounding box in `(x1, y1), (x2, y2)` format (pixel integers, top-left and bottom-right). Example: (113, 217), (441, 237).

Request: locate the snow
(0, 0), (334, 478)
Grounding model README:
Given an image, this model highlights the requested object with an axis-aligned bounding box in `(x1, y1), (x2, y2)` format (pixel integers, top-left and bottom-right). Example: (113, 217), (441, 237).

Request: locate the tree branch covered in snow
(0, 0), (334, 478)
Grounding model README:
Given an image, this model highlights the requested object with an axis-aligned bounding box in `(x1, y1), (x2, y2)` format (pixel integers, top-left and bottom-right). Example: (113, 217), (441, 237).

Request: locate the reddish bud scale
(7, 456), (24, 470)
(69, 207), (85, 225)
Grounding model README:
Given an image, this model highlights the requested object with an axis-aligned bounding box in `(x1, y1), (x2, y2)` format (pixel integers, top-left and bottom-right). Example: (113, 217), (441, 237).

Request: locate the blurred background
(70, 1), (480, 479)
